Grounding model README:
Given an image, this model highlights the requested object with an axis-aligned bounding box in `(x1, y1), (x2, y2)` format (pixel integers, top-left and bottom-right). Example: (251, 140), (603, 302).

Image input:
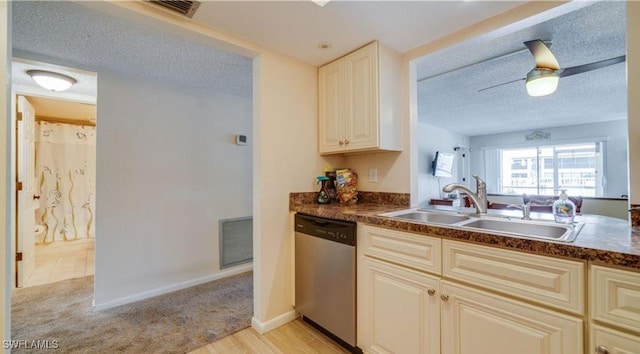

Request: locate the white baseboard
(251, 310), (298, 334)
(92, 263), (253, 311)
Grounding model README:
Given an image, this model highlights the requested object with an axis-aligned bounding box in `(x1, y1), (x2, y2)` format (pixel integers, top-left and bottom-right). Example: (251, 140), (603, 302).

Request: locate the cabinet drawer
(591, 265), (640, 332)
(443, 240), (585, 315)
(590, 324), (640, 354)
(360, 225), (441, 276)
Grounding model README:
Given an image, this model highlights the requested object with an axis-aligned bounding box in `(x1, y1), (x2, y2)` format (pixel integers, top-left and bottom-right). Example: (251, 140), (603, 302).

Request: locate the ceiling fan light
(525, 69), (559, 97)
(27, 70), (77, 91)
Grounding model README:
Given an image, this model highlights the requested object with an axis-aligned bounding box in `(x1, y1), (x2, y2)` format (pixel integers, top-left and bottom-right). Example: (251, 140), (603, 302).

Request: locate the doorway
(12, 58), (97, 288)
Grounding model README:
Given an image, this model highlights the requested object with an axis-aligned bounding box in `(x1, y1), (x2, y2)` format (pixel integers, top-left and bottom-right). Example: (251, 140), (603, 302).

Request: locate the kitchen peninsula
(290, 192), (640, 267)
(291, 191), (640, 354)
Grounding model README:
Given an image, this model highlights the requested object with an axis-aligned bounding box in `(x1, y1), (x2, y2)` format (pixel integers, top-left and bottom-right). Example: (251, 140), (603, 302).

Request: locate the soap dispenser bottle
(553, 189), (576, 224)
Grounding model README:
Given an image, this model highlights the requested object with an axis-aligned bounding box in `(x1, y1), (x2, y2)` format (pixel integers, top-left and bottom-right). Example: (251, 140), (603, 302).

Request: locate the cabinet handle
(339, 140), (344, 146)
(344, 139), (350, 145)
(427, 289), (436, 296)
(596, 345), (609, 354)
(440, 294), (449, 301)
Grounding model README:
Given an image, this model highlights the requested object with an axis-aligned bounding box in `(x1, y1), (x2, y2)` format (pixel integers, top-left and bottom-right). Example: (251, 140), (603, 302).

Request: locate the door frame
(10, 58), (97, 289)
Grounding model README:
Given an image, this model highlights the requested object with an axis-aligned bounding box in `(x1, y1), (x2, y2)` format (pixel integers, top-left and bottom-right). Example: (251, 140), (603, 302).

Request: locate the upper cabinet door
(318, 59), (345, 154)
(344, 42), (378, 151)
(317, 41), (402, 155)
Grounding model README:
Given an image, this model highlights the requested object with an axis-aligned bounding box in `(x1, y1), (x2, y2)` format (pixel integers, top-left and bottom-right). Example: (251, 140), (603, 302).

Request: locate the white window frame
(481, 138), (607, 197)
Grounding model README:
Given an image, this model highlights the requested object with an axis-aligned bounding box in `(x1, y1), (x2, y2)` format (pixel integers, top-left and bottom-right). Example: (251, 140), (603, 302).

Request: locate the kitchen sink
(390, 211), (470, 225)
(459, 218), (583, 242)
(380, 208), (584, 243)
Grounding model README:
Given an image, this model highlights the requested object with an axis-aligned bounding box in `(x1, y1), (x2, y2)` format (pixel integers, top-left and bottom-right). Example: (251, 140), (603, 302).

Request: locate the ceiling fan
(478, 39), (626, 97)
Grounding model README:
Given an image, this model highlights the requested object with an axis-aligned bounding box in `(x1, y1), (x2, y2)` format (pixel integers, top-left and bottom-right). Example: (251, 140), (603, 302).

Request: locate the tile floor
(24, 238), (94, 287)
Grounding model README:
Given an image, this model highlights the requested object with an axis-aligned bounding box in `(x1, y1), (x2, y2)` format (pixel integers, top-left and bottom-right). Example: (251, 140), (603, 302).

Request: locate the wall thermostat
(236, 134), (247, 145)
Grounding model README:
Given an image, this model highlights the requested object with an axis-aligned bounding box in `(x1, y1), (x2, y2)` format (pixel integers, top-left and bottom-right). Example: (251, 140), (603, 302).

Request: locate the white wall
(71, 0), (348, 331)
(1, 1), (10, 347)
(469, 120), (629, 198)
(416, 122), (469, 207)
(94, 71), (253, 308)
(252, 52), (344, 325)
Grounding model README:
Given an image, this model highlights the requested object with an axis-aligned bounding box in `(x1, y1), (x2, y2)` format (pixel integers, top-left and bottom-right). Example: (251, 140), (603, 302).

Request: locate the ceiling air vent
(149, 0), (201, 18)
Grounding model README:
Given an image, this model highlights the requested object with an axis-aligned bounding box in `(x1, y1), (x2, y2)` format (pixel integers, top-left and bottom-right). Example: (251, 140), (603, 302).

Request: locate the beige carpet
(12, 271), (253, 353)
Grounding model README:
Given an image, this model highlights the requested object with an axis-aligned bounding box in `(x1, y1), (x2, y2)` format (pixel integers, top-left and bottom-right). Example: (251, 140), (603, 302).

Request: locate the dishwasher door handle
(309, 219), (330, 227)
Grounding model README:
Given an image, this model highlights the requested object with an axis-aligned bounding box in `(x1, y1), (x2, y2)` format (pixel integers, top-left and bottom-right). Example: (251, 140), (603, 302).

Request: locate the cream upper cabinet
(318, 41), (402, 154)
(318, 59), (344, 153)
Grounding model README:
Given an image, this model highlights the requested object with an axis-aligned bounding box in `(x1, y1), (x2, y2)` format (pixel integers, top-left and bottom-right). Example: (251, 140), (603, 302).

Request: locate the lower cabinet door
(590, 323), (640, 354)
(440, 281), (583, 354)
(358, 256), (440, 354)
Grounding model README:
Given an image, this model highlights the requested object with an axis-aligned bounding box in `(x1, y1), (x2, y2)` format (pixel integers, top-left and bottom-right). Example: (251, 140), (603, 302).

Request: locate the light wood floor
(189, 318), (351, 354)
(25, 238), (94, 287)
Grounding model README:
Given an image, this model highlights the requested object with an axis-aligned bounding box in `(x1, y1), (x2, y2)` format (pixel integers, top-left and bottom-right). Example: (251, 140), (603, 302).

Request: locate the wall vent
(149, 0), (201, 18)
(219, 216), (253, 269)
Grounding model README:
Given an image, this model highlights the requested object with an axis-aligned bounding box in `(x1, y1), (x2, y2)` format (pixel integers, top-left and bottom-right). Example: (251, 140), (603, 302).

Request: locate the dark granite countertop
(290, 194), (640, 269)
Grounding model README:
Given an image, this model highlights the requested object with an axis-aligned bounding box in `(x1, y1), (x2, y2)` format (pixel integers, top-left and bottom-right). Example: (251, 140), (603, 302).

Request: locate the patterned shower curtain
(35, 121), (96, 243)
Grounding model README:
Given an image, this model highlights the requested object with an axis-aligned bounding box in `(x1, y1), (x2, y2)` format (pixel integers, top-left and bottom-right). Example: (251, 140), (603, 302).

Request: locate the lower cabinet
(357, 258), (583, 354)
(589, 265), (640, 353)
(357, 226), (584, 354)
(590, 324), (640, 354)
(440, 281), (583, 354)
(358, 256), (440, 354)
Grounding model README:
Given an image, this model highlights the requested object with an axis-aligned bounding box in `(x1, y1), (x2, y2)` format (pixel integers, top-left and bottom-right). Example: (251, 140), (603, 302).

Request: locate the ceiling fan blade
(524, 39), (560, 70)
(477, 77), (525, 93)
(559, 55), (626, 78)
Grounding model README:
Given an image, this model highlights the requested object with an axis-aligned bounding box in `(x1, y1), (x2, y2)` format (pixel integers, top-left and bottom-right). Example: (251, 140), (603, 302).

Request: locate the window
(485, 142), (604, 197)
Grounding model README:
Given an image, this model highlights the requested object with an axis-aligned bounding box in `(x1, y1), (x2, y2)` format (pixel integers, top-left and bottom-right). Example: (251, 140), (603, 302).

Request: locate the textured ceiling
(191, 1), (526, 66)
(11, 1), (253, 98)
(416, 1), (627, 137)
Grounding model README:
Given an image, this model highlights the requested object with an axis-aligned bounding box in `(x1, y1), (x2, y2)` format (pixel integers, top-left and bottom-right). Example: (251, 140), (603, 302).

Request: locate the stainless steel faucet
(507, 203), (531, 220)
(443, 175), (487, 214)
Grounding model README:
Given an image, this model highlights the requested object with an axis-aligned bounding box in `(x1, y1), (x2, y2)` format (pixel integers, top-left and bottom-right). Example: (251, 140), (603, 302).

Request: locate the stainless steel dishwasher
(294, 213), (358, 352)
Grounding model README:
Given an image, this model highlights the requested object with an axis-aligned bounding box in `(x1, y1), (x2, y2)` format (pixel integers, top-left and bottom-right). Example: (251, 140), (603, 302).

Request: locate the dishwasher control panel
(295, 214), (356, 246)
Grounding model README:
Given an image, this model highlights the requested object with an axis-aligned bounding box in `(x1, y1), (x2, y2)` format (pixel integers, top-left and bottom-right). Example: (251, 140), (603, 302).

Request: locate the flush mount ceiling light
(311, 0), (330, 7)
(318, 42), (331, 50)
(27, 70), (77, 92)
